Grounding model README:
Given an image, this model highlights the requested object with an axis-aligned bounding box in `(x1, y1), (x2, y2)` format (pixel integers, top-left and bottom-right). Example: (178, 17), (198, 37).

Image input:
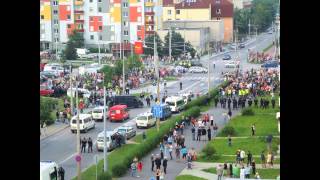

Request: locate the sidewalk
(179, 162), (278, 180)
(40, 121), (69, 140)
(129, 80), (179, 95)
(118, 105), (241, 180)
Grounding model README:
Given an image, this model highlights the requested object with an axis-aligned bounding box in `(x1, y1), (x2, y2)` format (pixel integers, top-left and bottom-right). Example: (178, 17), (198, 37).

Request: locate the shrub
(241, 108), (255, 116)
(111, 163), (128, 177)
(97, 171), (112, 180)
(202, 144), (217, 160)
(220, 126), (236, 136)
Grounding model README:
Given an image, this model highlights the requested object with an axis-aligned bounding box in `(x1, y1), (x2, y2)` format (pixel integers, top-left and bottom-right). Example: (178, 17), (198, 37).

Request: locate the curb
(40, 125), (70, 141)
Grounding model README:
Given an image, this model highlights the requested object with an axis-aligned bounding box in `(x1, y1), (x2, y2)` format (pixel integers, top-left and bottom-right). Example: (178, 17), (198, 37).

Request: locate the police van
(165, 96), (186, 113)
(40, 161), (58, 180)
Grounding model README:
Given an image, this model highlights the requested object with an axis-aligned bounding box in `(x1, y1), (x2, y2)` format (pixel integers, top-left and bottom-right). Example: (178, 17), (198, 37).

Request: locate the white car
(70, 114), (95, 133)
(67, 88), (91, 98)
(136, 112), (156, 128)
(92, 106), (109, 122)
(225, 61), (237, 68)
(189, 66), (208, 73)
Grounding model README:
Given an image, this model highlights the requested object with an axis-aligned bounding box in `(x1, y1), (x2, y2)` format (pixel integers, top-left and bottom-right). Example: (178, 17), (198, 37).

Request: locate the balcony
(74, 10), (84, 14)
(145, 12), (154, 16)
(75, 0), (84, 6)
(145, 2), (154, 7)
(145, 20), (154, 24)
(75, 19), (84, 23)
(76, 29), (84, 33)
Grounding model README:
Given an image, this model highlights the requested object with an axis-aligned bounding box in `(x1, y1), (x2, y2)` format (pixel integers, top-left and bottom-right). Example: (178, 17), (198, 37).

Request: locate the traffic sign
(75, 154), (81, 162)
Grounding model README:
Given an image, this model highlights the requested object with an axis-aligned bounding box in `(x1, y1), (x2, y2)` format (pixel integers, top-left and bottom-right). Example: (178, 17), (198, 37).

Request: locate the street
(40, 32), (274, 180)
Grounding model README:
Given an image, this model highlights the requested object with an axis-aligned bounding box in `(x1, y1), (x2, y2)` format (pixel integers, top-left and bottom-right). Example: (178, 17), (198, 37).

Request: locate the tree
(144, 33), (163, 57)
(63, 41), (77, 60)
(127, 55), (143, 72)
(68, 30), (84, 48)
(164, 30), (184, 59)
(185, 41), (196, 58)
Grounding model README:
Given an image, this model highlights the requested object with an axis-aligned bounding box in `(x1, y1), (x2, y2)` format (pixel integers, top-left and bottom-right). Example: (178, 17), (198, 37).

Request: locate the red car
(40, 85), (54, 96)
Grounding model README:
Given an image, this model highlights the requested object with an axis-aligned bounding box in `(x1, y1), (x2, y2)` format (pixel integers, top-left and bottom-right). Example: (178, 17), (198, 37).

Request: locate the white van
(96, 130), (117, 151)
(43, 63), (64, 76)
(67, 88), (91, 98)
(70, 114), (95, 133)
(92, 106), (109, 122)
(165, 96), (186, 113)
(40, 161), (58, 180)
(136, 112), (156, 128)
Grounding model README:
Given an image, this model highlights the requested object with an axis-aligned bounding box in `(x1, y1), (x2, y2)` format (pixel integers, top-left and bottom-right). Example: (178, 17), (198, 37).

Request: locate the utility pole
(169, 28), (172, 63)
(103, 86), (107, 172)
(76, 81), (81, 180)
(207, 42), (210, 94)
(70, 63), (73, 116)
(154, 0), (160, 132)
(248, 19), (251, 39)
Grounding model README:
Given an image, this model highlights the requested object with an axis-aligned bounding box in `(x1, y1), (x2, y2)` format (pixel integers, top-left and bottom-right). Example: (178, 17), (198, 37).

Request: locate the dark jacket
(163, 159), (168, 167)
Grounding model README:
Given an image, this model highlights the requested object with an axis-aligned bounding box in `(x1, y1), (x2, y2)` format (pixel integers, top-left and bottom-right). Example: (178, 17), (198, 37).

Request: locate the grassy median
(176, 175), (208, 180)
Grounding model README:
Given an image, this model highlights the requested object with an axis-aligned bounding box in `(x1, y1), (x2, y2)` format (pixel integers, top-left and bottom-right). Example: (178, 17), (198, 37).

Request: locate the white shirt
(240, 151), (245, 158)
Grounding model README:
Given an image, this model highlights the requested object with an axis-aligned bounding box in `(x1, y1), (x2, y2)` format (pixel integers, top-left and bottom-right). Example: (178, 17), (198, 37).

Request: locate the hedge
(40, 96), (64, 125)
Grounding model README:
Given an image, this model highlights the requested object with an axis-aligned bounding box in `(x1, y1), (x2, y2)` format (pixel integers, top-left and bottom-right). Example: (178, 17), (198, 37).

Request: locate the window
(137, 25), (141, 30)
(138, 16), (142, 22)
(67, 6), (70, 11)
(137, 7), (141, 13)
(217, 17), (220, 20)
(41, 15), (44, 19)
(98, 17), (102, 21)
(98, 0), (102, 2)
(176, 10), (180, 14)
(55, 37), (59, 42)
(123, 21), (128, 27)
(124, 30), (129, 36)
(67, 24), (71, 28)
(168, 10), (171, 15)
(90, 26), (94, 31)
(216, 8), (221, 14)
(124, 40), (129, 43)
(123, 2), (128, 8)
(53, 1), (58, 6)
(123, 12), (128, 17)
(138, 36), (142, 40)
(54, 19), (59, 24)
(53, 10), (58, 14)
(215, 0), (221, 4)
(98, 7), (102, 12)
(99, 35), (102, 40)
(99, 26), (102, 31)
(90, 35), (94, 40)
(90, 0), (93, 2)
(54, 29), (59, 33)
(67, 15), (71, 20)
(90, 17), (93, 21)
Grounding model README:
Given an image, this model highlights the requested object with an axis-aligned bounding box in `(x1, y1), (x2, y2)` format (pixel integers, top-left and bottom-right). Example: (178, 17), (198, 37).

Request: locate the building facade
(40, 0), (145, 57)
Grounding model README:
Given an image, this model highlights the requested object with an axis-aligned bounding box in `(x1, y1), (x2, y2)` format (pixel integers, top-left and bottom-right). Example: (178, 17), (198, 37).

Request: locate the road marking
(58, 152), (77, 165)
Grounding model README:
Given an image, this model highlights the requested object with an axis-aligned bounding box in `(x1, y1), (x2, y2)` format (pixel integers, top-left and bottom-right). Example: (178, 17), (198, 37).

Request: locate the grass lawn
(131, 92), (151, 98)
(175, 175), (208, 180)
(263, 44), (274, 53)
(203, 167), (280, 179)
(205, 137), (279, 155)
(197, 154), (280, 164)
(72, 144), (138, 180)
(164, 76), (178, 81)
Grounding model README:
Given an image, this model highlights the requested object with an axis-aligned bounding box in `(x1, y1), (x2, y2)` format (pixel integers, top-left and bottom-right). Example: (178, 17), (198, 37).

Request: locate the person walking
(240, 150), (246, 164)
(261, 151), (266, 168)
(58, 167), (65, 180)
(252, 160), (256, 175)
(210, 115), (214, 126)
(81, 137), (87, 153)
(251, 124), (256, 136)
(240, 166), (245, 180)
(87, 137), (93, 153)
(146, 96), (151, 107)
(137, 161), (143, 173)
(131, 161), (137, 177)
(168, 144), (173, 160)
(267, 152), (272, 168)
(191, 126), (195, 141)
(216, 164), (223, 180)
(151, 154), (155, 171)
(155, 155), (162, 170)
(179, 82), (182, 90)
(155, 168), (161, 180)
(247, 151), (252, 166)
(207, 127), (211, 141)
(175, 144), (181, 160)
(229, 163), (233, 178)
(228, 135), (232, 146)
(162, 157), (168, 174)
(197, 128), (201, 141)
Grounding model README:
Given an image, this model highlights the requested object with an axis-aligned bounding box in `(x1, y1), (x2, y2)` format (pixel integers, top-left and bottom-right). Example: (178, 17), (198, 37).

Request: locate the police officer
(227, 98), (232, 109)
(254, 98), (258, 107)
(88, 137), (93, 153)
(271, 97), (276, 108)
(214, 97), (219, 107)
(233, 98), (237, 109)
(81, 137), (87, 153)
(248, 98), (253, 107)
(179, 82), (183, 90)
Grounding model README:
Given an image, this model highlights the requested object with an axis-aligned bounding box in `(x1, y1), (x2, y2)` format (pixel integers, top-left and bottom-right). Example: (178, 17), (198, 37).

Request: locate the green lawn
(164, 76), (178, 81)
(175, 175), (208, 180)
(263, 44), (274, 53)
(202, 167), (280, 179)
(73, 144), (138, 180)
(131, 92), (151, 98)
(197, 154), (280, 164)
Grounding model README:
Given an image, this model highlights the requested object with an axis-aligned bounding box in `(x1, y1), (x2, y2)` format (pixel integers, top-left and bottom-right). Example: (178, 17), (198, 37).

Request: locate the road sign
(152, 105), (163, 118)
(75, 154), (81, 162)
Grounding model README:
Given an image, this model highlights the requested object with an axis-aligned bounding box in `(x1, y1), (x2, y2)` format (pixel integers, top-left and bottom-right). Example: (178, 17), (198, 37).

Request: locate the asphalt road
(40, 32), (274, 180)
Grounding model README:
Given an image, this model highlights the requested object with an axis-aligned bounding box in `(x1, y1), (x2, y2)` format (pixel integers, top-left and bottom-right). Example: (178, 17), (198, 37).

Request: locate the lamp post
(103, 86), (107, 172)
(76, 80), (81, 180)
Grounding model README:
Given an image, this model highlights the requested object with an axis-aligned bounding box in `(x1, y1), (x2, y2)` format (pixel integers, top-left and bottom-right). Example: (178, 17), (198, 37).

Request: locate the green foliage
(97, 171), (112, 180)
(241, 108), (255, 116)
(127, 55), (143, 71)
(164, 30), (184, 59)
(220, 126), (236, 136)
(40, 97), (64, 125)
(68, 30), (84, 48)
(111, 163), (128, 177)
(144, 33), (163, 57)
(89, 48), (109, 53)
(202, 143), (217, 160)
(63, 30), (84, 60)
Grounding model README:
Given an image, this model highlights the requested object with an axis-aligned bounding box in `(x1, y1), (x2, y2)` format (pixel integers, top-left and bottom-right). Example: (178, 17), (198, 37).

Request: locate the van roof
(40, 161), (58, 171)
(97, 130), (116, 137)
(93, 106), (108, 110)
(138, 112), (153, 117)
(71, 114), (92, 120)
(165, 96), (184, 102)
(110, 104), (127, 110)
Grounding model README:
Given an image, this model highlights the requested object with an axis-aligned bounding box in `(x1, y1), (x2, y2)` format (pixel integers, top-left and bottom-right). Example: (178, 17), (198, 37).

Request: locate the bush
(203, 143), (217, 159)
(220, 126), (236, 136)
(97, 171), (112, 180)
(111, 163), (128, 177)
(241, 108), (255, 116)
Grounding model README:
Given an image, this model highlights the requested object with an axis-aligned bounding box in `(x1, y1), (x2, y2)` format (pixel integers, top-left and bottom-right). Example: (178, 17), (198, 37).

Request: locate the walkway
(40, 121), (69, 140)
(117, 106), (241, 180)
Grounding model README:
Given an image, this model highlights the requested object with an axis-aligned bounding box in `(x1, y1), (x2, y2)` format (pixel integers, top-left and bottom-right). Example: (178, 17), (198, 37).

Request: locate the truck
(151, 103), (172, 121)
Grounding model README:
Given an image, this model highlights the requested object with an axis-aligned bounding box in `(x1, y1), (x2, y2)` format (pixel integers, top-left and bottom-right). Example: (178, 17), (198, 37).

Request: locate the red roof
(175, 0), (211, 9)
(110, 104), (127, 110)
(211, 0), (233, 18)
(163, 0), (174, 6)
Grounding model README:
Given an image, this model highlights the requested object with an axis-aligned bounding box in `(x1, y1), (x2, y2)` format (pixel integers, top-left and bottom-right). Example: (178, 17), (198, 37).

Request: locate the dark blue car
(261, 61), (279, 68)
(222, 54), (232, 60)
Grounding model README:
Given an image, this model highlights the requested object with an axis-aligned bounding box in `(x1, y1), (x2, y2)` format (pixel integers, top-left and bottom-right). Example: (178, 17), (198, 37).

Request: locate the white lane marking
(58, 152), (77, 164)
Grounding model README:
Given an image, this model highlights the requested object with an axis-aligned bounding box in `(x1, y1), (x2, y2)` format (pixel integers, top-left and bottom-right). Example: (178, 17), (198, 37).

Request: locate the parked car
(108, 105), (130, 122)
(40, 71), (57, 79)
(110, 95), (144, 108)
(225, 61), (237, 68)
(222, 54), (232, 60)
(96, 131), (125, 151)
(261, 60), (279, 68)
(116, 126), (136, 139)
(70, 114), (95, 133)
(238, 43), (245, 49)
(136, 112), (157, 128)
(188, 66), (208, 73)
(40, 85), (54, 96)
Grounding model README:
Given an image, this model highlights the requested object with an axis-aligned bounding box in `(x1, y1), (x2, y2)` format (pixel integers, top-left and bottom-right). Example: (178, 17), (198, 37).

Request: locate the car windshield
(137, 116), (148, 121)
(98, 136), (110, 142)
(72, 120), (82, 124)
(118, 129), (127, 133)
(166, 102), (175, 106)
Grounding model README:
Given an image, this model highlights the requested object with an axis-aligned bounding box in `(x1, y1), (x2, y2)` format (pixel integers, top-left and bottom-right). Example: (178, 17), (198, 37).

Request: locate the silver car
(116, 126), (136, 139)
